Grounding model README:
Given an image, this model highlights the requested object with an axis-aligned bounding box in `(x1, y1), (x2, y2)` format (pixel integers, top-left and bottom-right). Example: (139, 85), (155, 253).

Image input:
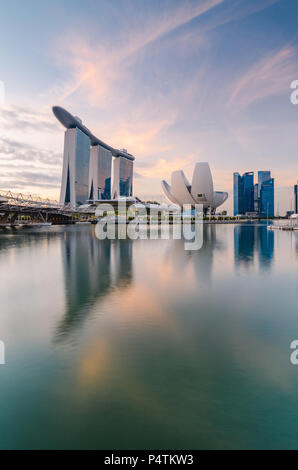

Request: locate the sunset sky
(0, 0), (298, 213)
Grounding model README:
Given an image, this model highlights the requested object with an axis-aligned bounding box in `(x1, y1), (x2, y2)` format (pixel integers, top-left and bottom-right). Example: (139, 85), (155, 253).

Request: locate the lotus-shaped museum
(161, 162), (228, 213)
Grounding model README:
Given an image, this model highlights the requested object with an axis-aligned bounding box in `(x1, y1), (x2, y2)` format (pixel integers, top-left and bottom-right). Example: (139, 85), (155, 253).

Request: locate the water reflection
(234, 224), (274, 270)
(258, 225), (274, 269)
(0, 227), (63, 255)
(56, 224), (221, 343)
(56, 228), (133, 341)
(166, 225), (224, 285)
(294, 233), (298, 253)
(1, 223), (298, 450)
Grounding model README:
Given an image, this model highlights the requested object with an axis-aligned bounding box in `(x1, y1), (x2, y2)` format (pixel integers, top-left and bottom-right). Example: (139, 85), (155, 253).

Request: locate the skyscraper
(112, 156), (133, 199)
(294, 184), (298, 214)
(89, 145), (112, 201)
(254, 183), (259, 212)
(233, 172), (254, 215)
(233, 173), (242, 216)
(258, 171), (271, 197)
(60, 127), (90, 206)
(258, 171), (274, 217)
(243, 172), (254, 213)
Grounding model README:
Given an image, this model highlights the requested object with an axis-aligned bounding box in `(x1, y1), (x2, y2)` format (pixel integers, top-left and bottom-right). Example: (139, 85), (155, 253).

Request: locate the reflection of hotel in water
(56, 228), (133, 340)
(234, 224), (274, 269)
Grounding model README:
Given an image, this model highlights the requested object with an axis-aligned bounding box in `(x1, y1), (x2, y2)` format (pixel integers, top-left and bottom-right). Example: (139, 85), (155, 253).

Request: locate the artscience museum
(162, 163), (228, 214)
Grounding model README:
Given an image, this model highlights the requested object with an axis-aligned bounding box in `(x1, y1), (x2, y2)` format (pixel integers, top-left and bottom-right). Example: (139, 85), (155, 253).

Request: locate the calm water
(0, 223), (298, 450)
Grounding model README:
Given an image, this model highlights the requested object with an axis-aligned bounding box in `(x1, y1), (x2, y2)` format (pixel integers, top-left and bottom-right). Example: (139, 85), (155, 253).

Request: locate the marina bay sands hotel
(53, 106), (135, 206)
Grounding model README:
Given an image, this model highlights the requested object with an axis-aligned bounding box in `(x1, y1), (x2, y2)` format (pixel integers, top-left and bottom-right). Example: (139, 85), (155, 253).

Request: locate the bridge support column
(0, 213), (15, 224)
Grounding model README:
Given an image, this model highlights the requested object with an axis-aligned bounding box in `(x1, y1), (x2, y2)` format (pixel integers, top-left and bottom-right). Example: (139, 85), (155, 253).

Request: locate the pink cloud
(52, 0), (224, 105)
(228, 46), (298, 109)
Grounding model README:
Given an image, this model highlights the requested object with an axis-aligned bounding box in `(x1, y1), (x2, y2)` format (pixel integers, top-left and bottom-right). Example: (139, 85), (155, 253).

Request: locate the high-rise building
(89, 145), (112, 201)
(259, 178), (274, 217)
(258, 171), (271, 197)
(234, 170), (274, 217)
(112, 156), (133, 199)
(60, 127), (90, 206)
(233, 173), (242, 216)
(233, 172), (254, 215)
(258, 171), (274, 217)
(243, 172), (254, 213)
(254, 183), (259, 212)
(294, 184), (298, 214)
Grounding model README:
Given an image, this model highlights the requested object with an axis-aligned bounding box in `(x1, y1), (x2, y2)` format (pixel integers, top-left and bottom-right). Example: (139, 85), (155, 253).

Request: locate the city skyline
(0, 0), (298, 214)
(234, 170), (275, 217)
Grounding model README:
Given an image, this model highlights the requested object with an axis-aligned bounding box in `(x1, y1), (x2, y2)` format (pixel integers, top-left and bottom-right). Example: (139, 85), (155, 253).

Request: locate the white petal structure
(171, 171), (197, 205)
(213, 191), (228, 207)
(161, 180), (181, 206)
(191, 162), (214, 204)
(162, 162), (228, 212)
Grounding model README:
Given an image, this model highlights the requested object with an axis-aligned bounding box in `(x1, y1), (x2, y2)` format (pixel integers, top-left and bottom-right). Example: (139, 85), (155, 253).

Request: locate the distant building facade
(60, 127), (90, 206)
(112, 155), (133, 199)
(233, 172), (254, 216)
(234, 170), (274, 217)
(294, 184), (298, 214)
(89, 145), (112, 201)
(259, 175), (274, 217)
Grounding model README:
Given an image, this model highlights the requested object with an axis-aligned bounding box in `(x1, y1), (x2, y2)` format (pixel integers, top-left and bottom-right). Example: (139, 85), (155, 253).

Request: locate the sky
(0, 0), (298, 214)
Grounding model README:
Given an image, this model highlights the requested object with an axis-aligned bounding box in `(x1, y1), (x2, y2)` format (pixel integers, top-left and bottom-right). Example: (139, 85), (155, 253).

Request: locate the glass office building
(233, 172), (254, 215)
(295, 184), (298, 214)
(243, 172), (254, 213)
(258, 171), (274, 217)
(234, 170), (274, 217)
(258, 171), (271, 197)
(233, 173), (242, 215)
(254, 183), (259, 212)
(89, 145), (112, 200)
(112, 157), (133, 198)
(259, 178), (274, 217)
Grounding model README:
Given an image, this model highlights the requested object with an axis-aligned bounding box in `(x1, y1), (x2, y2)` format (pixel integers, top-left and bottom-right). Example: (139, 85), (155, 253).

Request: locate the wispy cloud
(0, 136), (61, 167)
(0, 103), (62, 194)
(1, 0), (296, 214)
(138, 154), (197, 180)
(0, 135), (61, 194)
(0, 173), (60, 190)
(228, 46), (298, 109)
(0, 105), (59, 133)
(107, 111), (177, 156)
(51, 0), (224, 104)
